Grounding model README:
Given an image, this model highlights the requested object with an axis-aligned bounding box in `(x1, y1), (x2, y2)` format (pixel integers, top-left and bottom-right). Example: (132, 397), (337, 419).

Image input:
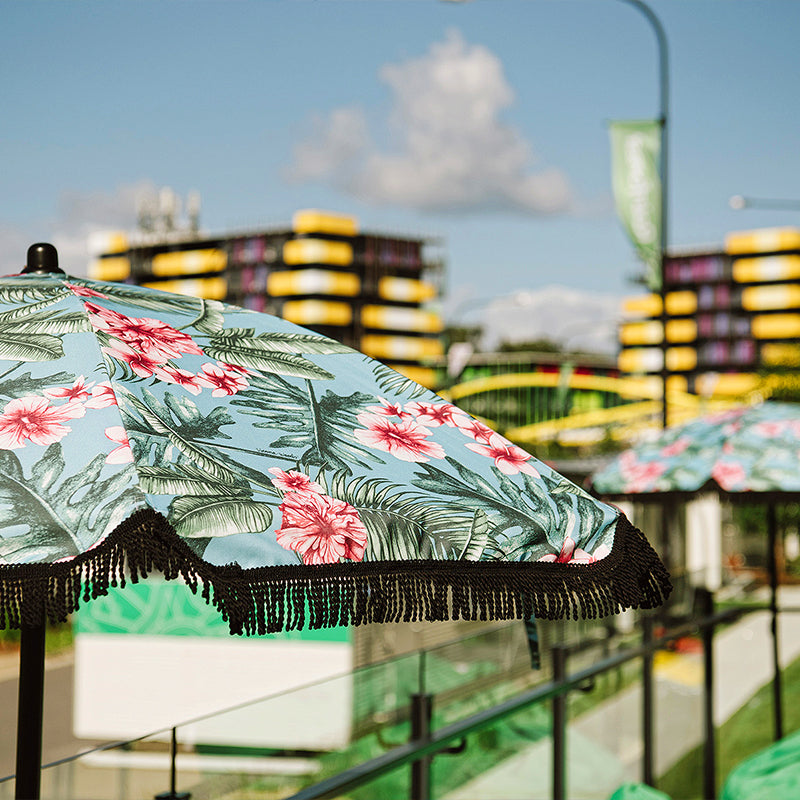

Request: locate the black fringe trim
(0, 509), (671, 633)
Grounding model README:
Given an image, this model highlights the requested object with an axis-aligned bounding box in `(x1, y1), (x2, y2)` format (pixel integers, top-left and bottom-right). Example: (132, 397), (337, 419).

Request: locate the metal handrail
(0, 602), (772, 800)
(286, 603), (742, 800)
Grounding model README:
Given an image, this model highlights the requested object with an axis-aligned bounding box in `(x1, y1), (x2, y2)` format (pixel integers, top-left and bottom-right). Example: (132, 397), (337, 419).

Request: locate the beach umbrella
(1, 244), (670, 799)
(590, 403), (800, 497)
(590, 401), (800, 740)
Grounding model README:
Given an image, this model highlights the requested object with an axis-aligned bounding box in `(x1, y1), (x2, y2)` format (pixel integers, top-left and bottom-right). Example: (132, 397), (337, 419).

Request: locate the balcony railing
(1, 590), (796, 800)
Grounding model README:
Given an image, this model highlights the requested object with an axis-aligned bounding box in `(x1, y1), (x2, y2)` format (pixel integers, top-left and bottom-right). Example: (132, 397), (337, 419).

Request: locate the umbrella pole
(15, 619), (46, 800)
(767, 502), (783, 740)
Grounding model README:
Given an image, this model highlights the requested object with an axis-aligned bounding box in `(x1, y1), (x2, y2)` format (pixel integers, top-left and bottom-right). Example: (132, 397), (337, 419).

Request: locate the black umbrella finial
(23, 243), (64, 275)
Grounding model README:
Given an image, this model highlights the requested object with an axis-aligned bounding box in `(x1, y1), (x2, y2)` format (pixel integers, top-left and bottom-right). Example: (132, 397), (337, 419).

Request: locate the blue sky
(2, 0), (799, 350)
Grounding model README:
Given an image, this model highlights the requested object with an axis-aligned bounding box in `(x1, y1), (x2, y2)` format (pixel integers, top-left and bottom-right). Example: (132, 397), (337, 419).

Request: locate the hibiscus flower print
(711, 460), (747, 491)
(102, 339), (168, 378)
(275, 491), (368, 565)
(752, 419), (800, 440)
(104, 426), (134, 464)
(354, 413), (446, 462)
(752, 421), (786, 438)
(537, 535), (611, 564)
(0, 396), (86, 450)
(406, 401), (468, 428)
(85, 382), (118, 409)
(153, 365), (204, 395)
(195, 362), (249, 396)
(620, 455), (666, 493)
(66, 282), (108, 299)
(365, 397), (413, 420)
(44, 376), (92, 403)
(457, 417), (496, 445)
(85, 304), (203, 361)
(268, 468), (324, 495)
(660, 436), (691, 457)
(464, 432), (540, 477)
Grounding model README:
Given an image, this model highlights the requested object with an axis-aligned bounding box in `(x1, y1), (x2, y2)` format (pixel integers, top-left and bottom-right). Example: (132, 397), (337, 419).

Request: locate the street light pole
(617, 0), (669, 430)
(615, 3), (669, 790)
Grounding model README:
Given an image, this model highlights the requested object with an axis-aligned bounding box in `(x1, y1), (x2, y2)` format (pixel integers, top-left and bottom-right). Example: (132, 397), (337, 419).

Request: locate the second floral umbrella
(590, 401), (800, 741)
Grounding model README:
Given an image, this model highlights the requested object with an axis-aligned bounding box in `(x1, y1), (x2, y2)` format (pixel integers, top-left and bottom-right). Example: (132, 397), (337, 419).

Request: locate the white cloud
(469, 286), (623, 353)
(288, 30), (573, 216)
(0, 181), (153, 278)
(289, 106), (371, 184)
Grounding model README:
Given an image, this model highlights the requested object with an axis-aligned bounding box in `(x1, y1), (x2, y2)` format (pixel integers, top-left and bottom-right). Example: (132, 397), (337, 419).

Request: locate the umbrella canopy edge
(0, 510), (670, 632)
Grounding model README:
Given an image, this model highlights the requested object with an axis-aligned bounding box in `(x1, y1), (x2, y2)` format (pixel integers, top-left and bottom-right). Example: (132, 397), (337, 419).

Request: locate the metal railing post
(698, 588), (717, 800)
(154, 727), (190, 800)
(410, 693), (433, 800)
(551, 644), (567, 800)
(641, 615), (655, 786)
(767, 502), (784, 741)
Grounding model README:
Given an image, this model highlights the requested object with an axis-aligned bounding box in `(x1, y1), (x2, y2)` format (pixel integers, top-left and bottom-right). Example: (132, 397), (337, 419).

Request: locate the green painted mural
(74, 578), (350, 642)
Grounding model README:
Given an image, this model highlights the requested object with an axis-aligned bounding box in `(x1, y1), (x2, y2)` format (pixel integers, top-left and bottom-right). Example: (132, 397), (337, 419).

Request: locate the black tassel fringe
(0, 509), (671, 632)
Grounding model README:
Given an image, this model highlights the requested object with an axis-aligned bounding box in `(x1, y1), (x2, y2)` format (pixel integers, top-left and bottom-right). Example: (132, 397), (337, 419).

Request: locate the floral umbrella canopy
(590, 403), (800, 497)
(590, 401), (800, 742)
(1, 246), (670, 797)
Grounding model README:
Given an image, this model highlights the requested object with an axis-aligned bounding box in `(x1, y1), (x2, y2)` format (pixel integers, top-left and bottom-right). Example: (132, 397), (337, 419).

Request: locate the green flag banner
(609, 120), (662, 291)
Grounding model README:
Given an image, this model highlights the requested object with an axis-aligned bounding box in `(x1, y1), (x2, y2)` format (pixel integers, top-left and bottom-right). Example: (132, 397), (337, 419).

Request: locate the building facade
(90, 209), (445, 388)
(618, 227), (800, 400)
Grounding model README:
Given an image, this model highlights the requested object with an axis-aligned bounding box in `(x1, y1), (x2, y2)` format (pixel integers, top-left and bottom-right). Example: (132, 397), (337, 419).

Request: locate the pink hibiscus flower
(217, 361), (251, 375)
(275, 491), (368, 565)
(706, 409), (745, 426)
(365, 397), (413, 419)
(85, 382), (118, 409)
(354, 413), (446, 462)
(268, 468), (324, 495)
(406, 401), (468, 428)
(66, 283), (107, 299)
(457, 417), (497, 445)
(538, 536), (611, 564)
(752, 420), (800, 439)
(86, 305), (203, 361)
(44, 376), (92, 403)
(195, 362), (249, 396)
(124, 319), (204, 361)
(712, 460), (747, 490)
(464, 433), (540, 477)
(620, 458), (666, 493)
(102, 339), (167, 377)
(660, 436), (691, 457)
(153, 364), (204, 395)
(84, 303), (131, 329)
(104, 426), (134, 464)
(0, 396), (86, 450)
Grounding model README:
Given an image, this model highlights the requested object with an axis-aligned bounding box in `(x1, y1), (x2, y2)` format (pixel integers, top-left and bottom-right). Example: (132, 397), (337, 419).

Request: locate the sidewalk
(445, 587), (800, 800)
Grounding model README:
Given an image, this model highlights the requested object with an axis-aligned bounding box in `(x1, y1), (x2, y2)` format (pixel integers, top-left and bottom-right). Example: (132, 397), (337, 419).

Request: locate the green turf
(657, 654), (800, 799)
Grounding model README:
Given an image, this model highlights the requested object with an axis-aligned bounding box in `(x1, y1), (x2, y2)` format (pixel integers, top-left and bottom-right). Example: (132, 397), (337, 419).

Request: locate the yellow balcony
(281, 300), (353, 327)
(151, 249), (227, 277)
(361, 305), (443, 334)
(267, 269), (360, 297)
(292, 209), (359, 237)
(142, 277), (228, 300)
